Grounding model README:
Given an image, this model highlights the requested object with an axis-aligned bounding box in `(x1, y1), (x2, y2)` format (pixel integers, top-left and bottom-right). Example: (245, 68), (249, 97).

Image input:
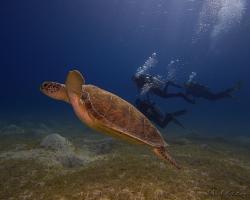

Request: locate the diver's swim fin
(226, 81), (242, 98)
(168, 110), (187, 129)
(172, 118), (185, 129)
(234, 81), (242, 91)
(171, 109), (187, 117)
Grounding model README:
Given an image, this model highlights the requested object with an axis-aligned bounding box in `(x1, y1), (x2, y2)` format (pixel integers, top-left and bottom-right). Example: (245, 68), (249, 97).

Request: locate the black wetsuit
(135, 98), (187, 129)
(185, 82), (240, 101)
(132, 74), (195, 104)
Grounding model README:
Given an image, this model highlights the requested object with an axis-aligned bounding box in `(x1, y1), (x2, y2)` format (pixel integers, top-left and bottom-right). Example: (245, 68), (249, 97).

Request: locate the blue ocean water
(1, 0), (250, 136)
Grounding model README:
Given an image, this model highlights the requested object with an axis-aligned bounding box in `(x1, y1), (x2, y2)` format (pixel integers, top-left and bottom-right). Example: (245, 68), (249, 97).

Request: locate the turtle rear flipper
(153, 147), (181, 169)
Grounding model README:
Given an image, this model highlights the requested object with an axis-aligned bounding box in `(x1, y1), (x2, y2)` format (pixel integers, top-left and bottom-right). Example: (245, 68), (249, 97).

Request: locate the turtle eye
(43, 83), (48, 88)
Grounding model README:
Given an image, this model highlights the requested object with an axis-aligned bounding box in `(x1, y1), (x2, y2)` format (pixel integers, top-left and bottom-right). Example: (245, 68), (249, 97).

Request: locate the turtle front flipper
(153, 147), (181, 169)
(66, 70), (85, 94)
(65, 70), (95, 127)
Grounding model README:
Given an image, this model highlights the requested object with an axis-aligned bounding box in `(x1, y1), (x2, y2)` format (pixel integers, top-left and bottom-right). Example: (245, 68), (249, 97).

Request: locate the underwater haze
(1, 0), (250, 136)
(1, 0), (250, 199)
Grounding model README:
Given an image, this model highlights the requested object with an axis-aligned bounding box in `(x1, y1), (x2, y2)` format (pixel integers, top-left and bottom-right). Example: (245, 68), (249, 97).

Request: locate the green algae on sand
(0, 128), (250, 200)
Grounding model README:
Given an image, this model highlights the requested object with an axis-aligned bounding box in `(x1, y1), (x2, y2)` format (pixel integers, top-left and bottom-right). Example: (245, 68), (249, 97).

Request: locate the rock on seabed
(40, 133), (74, 152)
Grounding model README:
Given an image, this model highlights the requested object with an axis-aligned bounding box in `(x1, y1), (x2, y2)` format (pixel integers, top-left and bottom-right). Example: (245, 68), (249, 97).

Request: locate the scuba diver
(132, 73), (195, 104)
(184, 81), (242, 101)
(135, 98), (187, 129)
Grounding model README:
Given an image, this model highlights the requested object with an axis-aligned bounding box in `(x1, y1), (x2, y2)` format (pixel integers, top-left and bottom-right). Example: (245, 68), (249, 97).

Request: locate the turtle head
(40, 81), (69, 103)
(65, 70), (85, 94)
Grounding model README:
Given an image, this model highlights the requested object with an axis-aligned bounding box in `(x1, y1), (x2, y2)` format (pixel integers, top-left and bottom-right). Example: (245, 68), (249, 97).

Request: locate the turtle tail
(153, 147), (181, 170)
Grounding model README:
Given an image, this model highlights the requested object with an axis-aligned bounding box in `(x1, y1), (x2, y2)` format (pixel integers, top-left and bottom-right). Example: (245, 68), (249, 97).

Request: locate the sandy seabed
(0, 121), (249, 200)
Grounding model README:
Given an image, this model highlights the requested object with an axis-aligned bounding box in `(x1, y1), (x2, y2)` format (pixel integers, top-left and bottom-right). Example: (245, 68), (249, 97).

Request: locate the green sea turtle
(40, 70), (180, 169)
